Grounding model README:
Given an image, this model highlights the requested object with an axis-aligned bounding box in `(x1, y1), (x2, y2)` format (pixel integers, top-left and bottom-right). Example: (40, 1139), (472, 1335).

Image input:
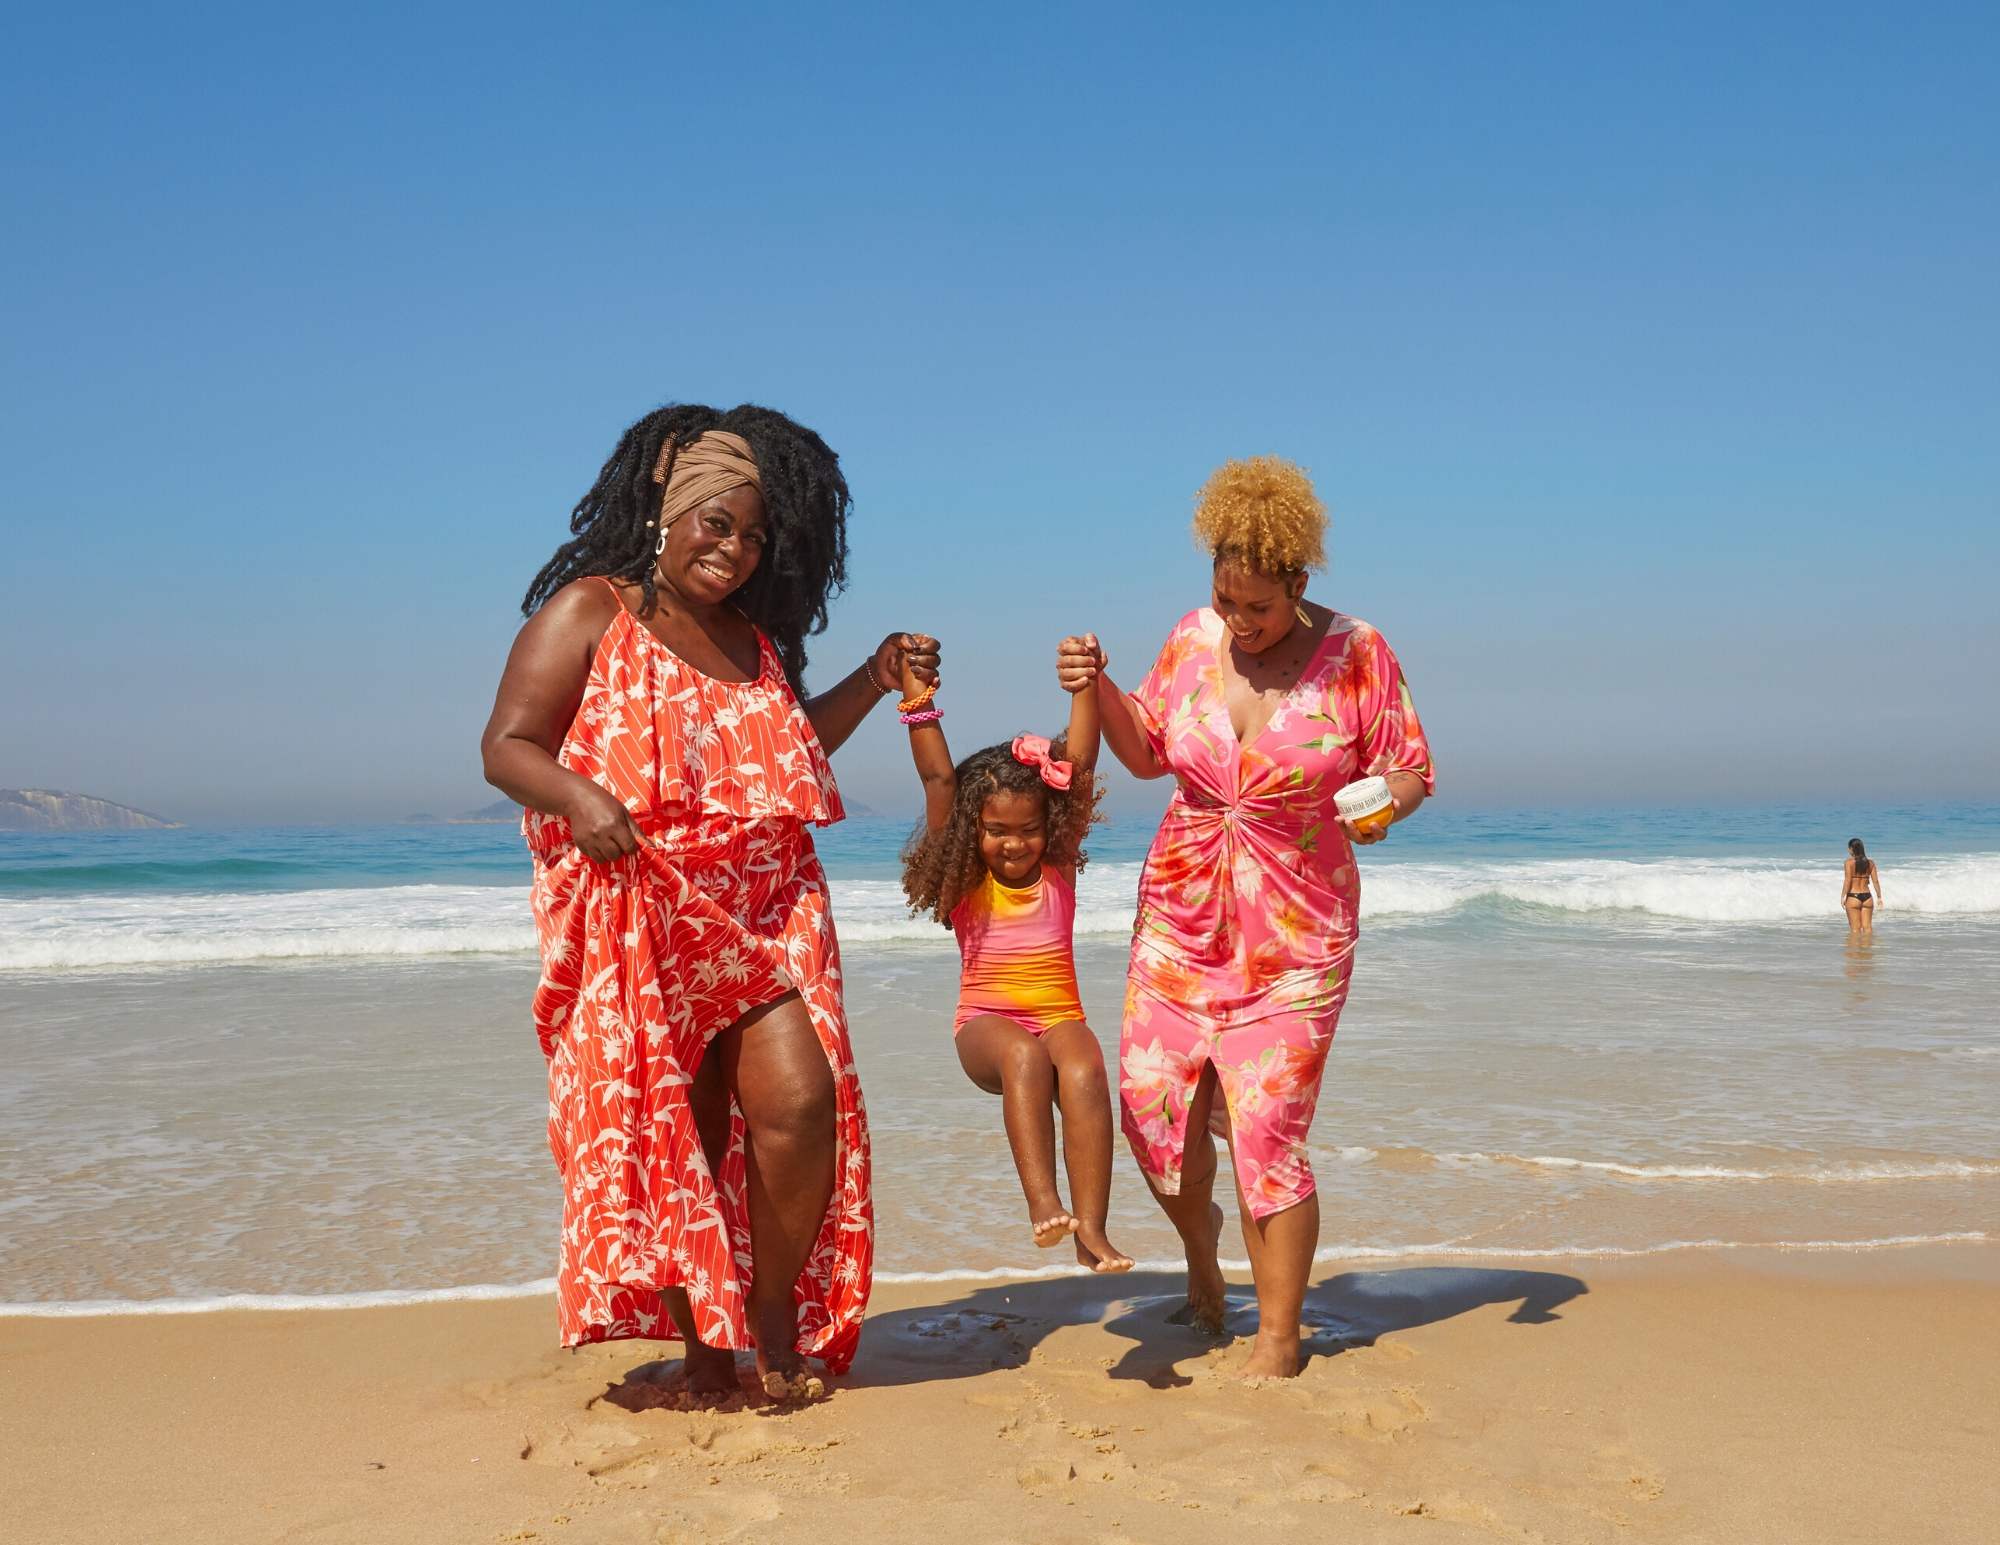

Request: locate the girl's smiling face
(658, 482), (768, 605)
(1212, 559), (1303, 655)
(978, 789), (1048, 885)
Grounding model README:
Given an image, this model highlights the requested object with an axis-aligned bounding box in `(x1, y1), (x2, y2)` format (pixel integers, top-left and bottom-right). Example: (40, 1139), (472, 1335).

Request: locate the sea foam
(3, 1232), (1984, 1318)
(3, 853), (1997, 971)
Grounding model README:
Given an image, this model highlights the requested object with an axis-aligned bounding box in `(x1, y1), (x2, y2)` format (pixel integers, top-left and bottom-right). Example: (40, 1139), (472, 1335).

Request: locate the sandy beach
(6, 820), (1998, 1544)
(7, 1245), (1995, 1544)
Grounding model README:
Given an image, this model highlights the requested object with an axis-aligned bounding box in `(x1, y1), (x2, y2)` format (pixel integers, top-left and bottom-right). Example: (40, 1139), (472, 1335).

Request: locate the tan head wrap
(652, 430), (763, 532)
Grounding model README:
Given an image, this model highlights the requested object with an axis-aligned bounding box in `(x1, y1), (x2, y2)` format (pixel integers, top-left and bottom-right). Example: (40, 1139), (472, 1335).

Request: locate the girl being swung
(897, 652), (1134, 1273)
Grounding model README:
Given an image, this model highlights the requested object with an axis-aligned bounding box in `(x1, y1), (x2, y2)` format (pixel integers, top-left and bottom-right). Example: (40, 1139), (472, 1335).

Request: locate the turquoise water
(4, 803), (1998, 897)
(0, 804), (1995, 1307)
(1, 806), (1995, 971)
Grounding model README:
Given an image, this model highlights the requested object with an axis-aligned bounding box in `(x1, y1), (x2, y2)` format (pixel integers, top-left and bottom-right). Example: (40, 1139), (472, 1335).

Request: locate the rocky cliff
(0, 789), (182, 831)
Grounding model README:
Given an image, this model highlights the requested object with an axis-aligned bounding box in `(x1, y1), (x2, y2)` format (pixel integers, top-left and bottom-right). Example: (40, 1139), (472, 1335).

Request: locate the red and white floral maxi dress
(525, 593), (872, 1371)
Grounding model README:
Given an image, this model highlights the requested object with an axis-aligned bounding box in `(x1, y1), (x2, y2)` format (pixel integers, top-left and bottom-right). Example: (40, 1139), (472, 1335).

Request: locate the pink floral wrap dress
(1121, 608), (1434, 1218)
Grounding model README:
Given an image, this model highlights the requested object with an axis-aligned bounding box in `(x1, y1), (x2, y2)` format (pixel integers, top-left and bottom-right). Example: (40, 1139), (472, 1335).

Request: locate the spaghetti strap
(523, 597), (862, 1367)
(597, 574), (629, 611)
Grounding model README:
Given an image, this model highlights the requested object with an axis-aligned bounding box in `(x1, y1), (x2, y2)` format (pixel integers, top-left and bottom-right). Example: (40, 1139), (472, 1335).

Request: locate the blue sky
(3, 2), (1995, 824)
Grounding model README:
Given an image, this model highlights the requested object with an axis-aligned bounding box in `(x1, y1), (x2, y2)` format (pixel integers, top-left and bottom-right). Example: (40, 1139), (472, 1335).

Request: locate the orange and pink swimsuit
(949, 868), (1087, 1036)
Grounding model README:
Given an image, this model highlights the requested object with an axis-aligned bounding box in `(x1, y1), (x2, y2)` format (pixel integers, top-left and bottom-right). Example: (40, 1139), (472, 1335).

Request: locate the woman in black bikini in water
(1842, 838), (1884, 935)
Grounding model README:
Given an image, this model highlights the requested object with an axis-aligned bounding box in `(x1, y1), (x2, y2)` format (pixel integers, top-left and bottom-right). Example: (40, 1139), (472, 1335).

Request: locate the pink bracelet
(899, 707), (943, 726)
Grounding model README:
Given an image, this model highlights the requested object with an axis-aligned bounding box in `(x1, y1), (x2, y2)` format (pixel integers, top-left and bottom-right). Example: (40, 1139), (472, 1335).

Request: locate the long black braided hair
(523, 403), (851, 695)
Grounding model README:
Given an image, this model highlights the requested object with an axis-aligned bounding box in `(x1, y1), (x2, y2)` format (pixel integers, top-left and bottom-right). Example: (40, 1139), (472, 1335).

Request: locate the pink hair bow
(1011, 734), (1073, 791)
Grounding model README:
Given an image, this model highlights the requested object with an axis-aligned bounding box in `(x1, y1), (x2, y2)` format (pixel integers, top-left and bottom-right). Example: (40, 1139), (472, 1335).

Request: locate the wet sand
(6, 1246), (1996, 1544)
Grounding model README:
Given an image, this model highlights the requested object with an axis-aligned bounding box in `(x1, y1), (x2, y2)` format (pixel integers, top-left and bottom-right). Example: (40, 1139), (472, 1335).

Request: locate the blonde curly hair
(1191, 456), (1327, 574)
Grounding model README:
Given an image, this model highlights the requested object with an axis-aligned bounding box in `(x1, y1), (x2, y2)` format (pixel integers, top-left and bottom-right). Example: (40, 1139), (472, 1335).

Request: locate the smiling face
(1212, 558), (1304, 656)
(978, 788), (1049, 885)
(656, 482), (768, 606)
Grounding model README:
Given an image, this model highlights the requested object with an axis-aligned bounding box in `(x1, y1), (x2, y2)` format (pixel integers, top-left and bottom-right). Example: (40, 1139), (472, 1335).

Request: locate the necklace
(1233, 621), (1316, 686)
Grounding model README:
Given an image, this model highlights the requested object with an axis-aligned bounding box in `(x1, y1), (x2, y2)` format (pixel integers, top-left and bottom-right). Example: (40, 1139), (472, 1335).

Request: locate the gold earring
(1295, 602), (1310, 626)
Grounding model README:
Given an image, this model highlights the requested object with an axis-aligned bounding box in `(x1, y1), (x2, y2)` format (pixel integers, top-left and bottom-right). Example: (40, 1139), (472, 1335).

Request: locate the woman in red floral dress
(481, 404), (937, 1398)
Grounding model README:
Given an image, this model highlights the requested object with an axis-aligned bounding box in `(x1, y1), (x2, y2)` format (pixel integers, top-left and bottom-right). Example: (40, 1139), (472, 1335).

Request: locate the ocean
(2, 804), (1995, 1316)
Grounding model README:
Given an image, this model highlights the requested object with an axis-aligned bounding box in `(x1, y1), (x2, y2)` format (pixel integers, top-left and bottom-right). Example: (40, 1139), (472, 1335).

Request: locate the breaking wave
(3, 852), (1996, 971)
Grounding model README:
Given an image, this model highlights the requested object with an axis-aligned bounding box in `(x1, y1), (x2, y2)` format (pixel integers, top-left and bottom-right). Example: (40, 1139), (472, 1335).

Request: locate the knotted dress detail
(1120, 608), (1434, 1218)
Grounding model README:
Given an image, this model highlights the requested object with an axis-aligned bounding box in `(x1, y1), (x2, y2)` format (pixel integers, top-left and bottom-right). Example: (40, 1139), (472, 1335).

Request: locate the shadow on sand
(598, 1265), (1587, 1409)
(851, 1263), (1588, 1391)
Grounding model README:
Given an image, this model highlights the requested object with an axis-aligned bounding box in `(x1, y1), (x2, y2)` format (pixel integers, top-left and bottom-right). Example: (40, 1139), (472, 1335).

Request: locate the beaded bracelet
(897, 679), (938, 714)
(899, 707), (943, 727)
(863, 658), (894, 696)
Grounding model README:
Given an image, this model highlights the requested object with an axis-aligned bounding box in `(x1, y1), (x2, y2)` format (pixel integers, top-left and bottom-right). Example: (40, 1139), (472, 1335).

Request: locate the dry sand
(5, 1248), (1996, 1544)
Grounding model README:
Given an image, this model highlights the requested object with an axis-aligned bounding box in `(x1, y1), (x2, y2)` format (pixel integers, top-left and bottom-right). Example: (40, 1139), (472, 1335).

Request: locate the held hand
(1056, 633), (1106, 694)
(875, 632), (941, 698)
(566, 783), (644, 863)
(1340, 804), (1397, 846)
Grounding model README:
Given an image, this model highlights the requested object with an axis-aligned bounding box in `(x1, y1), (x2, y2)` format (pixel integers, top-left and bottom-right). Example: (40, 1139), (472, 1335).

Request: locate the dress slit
(525, 594), (872, 1370)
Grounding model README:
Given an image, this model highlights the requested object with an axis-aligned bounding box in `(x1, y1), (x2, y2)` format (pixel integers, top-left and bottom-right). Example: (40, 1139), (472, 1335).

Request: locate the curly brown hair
(1192, 455), (1327, 574)
(901, 734), (1104, 926)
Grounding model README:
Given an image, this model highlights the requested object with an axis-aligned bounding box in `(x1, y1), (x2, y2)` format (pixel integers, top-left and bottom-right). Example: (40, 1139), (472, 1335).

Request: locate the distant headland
(402, 798), (523, 825)
(0, 788), (182, 831)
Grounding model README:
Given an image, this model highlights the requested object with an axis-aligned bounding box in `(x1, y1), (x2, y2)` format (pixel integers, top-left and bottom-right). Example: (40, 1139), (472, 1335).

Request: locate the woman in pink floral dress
(1060, 457), (1433, 1380)
(482, 404), (937, 1400)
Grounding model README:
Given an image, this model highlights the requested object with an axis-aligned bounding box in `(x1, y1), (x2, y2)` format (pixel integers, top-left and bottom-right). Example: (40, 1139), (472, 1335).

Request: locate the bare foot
(753, 1326), (827, 1404)
(1074, 1222), (1134, 1274)
(758, 1367), (828, 1403)
(682, 1341), (739, 1398)
(749, 1300), (827, 1402)
(1032, 1212), (1080, 1248)
(1167, 1203), (1228, 1334)
(1239, 1331), (1302, 1380)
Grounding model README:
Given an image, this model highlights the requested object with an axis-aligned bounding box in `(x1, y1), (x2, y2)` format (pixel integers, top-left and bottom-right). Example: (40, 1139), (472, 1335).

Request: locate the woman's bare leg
(1845, 899), (1863, 935)
(1141, 1063), (1227, 1332)
(1040, 1021), (1132, 1272)
(1229, 1166), (1320, 1380)
(956, 1015), (1076, 1245)
(713, 991), (837, 1388)
(657, 1050), (740, 1395)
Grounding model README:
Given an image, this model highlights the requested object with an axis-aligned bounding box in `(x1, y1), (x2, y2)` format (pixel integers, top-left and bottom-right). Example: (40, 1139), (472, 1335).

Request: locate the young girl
(897, 646), (1134, 1273)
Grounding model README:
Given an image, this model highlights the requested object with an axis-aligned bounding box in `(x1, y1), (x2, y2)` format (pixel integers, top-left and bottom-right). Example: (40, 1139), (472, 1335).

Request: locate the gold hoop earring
(1295, 602), (1310, 627)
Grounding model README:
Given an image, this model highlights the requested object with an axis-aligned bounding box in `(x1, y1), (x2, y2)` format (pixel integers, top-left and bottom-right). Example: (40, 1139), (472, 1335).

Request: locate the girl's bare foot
(1074, 1222), (1134, 1274)
(682, 1340), (739, 1398)
(1032, 1211), (1080, 1247)
(1239, 1330), (1303, 1380)
(1167, 1203), (1228, 1334)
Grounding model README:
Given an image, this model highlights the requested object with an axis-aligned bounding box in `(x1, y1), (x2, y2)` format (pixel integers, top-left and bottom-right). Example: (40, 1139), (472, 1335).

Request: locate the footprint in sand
(631, 1487), (784, 1544)
(1318, 1386), (1430, 1441)
(1015, 1458), (1079, 1492)
(1287, 1460), (1366, 1506)
(1590, 1442), (1666, 1505)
